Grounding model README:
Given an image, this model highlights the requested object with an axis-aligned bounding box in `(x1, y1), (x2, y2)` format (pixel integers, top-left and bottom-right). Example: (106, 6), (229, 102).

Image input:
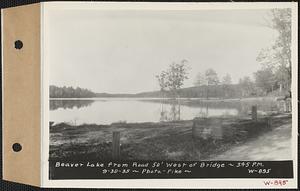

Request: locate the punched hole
(14, 40), (23, 50)
(12, 143), (22, 152)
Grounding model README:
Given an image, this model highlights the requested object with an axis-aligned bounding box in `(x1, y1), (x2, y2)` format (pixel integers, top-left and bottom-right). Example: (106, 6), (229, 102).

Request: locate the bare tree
(194, 72), (206, 87)
(239, 76), (255, 97)
(194, 72), (207, 97)
(156, 59), (189, 121)
(204, 68), (219, 99)
(221, 74), (232, 98)
(156, 70), (168, 117)
(156, 70), (168, 99)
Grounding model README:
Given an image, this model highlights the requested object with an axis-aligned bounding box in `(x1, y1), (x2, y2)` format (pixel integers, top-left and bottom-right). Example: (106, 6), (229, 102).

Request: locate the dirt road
(211, 113), (292, 160)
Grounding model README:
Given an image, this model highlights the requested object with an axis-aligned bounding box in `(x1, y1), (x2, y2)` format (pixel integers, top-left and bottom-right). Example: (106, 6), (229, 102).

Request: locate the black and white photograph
(43, 2), (297, 187)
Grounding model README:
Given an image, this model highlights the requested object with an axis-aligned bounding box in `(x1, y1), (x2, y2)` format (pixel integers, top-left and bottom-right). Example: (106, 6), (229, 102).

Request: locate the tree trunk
(177, 93), (181, 120)
(206, 85), (209, 100)
(279, 83), (283, 92)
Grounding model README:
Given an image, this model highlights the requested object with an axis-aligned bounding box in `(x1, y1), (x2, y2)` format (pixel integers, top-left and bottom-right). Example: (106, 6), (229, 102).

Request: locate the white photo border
(41, 1), (298, 188)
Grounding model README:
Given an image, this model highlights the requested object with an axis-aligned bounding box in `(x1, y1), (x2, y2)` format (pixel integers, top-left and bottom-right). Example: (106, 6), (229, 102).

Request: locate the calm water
(50, 98), (278, 125)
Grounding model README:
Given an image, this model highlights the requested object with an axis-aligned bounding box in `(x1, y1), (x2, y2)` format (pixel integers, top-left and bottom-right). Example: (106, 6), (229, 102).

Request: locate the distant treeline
(50, 84), (252, 99)
(50, 85), (96, 98)
(136, 84), (245, 98)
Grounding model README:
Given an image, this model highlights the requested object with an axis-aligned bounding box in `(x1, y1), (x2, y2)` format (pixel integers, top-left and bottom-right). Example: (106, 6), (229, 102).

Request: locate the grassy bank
(49, 113), (291, 161)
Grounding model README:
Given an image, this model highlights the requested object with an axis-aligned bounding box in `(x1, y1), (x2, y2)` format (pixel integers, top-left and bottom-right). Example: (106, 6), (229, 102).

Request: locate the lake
(50, 98), (279, 125)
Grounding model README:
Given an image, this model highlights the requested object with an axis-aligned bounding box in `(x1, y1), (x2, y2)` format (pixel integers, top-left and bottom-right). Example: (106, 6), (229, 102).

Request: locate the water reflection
(50, 98), (281, 125)
(159, 100), (181, 121)
(158, 100), (237, 122)
(237, 104), (250, 117)
(50, 100), (95, 110)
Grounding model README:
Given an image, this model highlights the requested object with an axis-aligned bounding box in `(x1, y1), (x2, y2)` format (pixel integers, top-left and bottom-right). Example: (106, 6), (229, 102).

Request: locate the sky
(45, 8), (278, 94)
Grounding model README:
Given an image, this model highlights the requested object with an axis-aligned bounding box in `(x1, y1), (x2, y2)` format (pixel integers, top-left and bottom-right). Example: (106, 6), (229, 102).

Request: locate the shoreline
(49, 113), (291, 161)
(50, 96), (281, 101)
